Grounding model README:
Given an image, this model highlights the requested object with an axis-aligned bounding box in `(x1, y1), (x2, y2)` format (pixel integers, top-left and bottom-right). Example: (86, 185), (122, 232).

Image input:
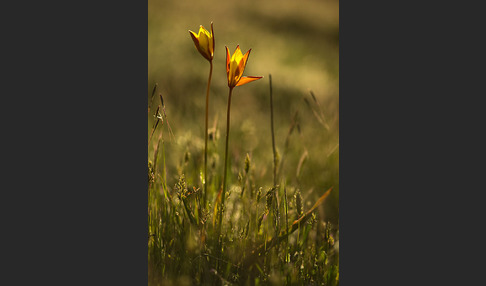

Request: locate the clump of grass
(148, 78), (339, 285)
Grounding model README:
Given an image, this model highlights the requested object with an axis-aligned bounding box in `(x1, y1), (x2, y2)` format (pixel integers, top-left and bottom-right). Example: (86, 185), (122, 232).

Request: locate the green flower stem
(203, 60), (213, 207)
(269, 74), (277, 187)
(218, 86), (233, 250)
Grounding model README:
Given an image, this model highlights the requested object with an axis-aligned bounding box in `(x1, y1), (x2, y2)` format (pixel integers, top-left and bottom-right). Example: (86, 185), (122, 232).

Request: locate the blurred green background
(148, 0), (339, 223)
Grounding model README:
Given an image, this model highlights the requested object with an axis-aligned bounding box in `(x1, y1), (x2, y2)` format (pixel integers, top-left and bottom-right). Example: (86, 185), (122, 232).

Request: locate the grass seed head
(256, 187), (263, 202)
(244, 153), (251, 174)
(295, 189), (303, 218)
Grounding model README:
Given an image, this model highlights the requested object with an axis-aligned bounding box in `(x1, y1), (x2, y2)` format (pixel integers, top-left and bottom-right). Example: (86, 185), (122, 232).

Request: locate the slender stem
(269, 74), (277, 187)
(222, 87), (233, 213)
(203, 61), (213, 207)
(284, 186), (289, 262)
(218, 87), (233, 263)
(202, 62), (212, 280)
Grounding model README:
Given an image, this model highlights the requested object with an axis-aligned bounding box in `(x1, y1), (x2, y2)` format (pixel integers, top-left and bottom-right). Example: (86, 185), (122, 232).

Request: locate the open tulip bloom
(225, 45), (262, 88)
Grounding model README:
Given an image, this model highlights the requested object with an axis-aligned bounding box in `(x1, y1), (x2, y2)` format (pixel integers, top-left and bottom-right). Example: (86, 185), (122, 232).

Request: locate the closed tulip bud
(189, 23), (214, 62)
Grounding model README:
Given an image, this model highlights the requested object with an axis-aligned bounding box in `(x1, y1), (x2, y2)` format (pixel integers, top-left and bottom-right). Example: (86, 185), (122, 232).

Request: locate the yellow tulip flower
(225, 45), (262, 88)
(189, 23), (214, 61)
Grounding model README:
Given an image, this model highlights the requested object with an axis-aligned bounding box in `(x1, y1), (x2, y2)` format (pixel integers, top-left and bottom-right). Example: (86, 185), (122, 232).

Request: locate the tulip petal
(210, 22), (214, 56)
(189, 30), (199, 47)
(242, 49), (251, 67)
(198, 25), (206, 36)
(237, 49), (251, 75)
(225, 46), (230, 75)
(236, 76), (263, 87)
(229, 46), (242, 87)
(232, 45), (243, 63)
(233, 49), (249, 84)
(198, 32), (209, 56)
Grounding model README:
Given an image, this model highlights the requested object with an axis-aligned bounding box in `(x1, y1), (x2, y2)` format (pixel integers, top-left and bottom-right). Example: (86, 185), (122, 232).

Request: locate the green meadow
(148, 0), (339, 284)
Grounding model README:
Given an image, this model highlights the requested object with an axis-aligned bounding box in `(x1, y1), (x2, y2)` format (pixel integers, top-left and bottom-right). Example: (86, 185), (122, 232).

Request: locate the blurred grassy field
(148, 0), (339, 284)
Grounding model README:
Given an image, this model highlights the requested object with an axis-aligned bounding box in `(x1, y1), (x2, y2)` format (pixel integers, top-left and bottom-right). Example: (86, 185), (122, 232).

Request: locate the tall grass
(148, 78), (339, 285)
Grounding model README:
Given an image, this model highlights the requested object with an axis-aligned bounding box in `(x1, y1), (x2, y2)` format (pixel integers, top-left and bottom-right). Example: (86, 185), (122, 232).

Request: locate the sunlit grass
(148, 78), (339, 285)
